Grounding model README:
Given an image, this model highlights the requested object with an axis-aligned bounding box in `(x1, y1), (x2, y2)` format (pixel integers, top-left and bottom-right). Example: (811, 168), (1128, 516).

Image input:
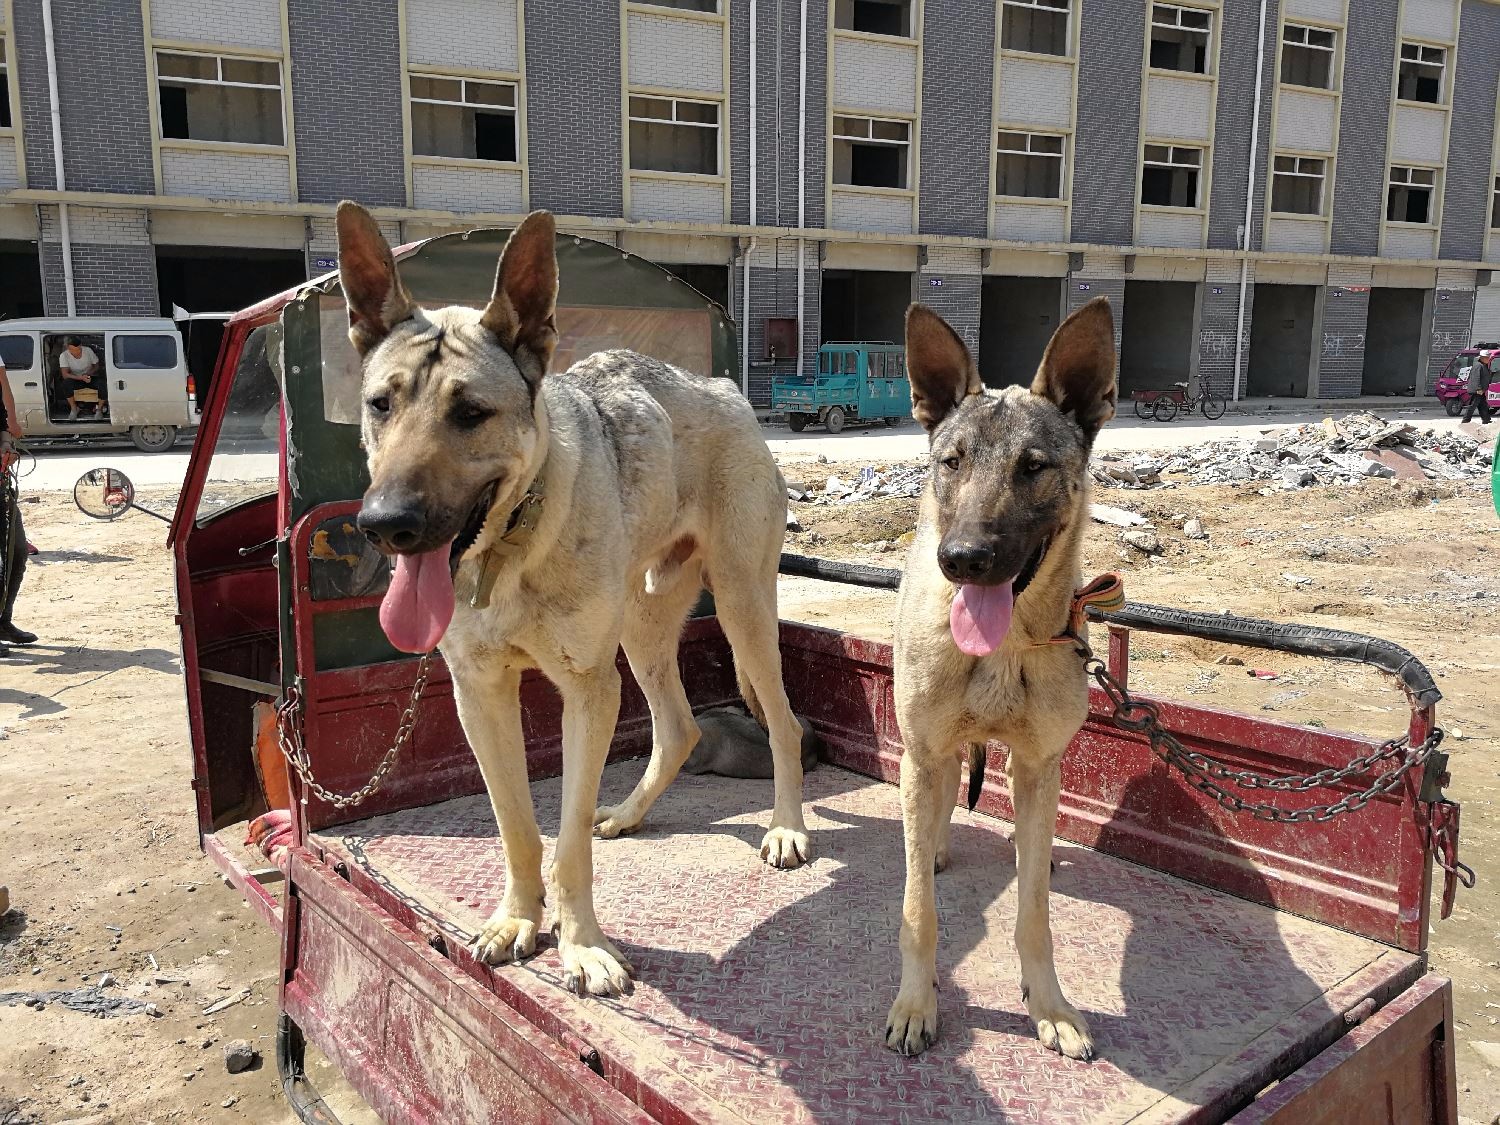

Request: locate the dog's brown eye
(368, 396), (390, 415)
(1024, 454), (1050, 474)
(453, 402), (494, 428)
(942, 456), (962, 471)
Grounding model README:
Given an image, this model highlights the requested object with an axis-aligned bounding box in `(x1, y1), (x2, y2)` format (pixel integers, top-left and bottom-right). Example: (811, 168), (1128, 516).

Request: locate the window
(0, 335), (34, 370)
(636, 0), (718, 9)
(1271, 155), (1325, 214)
(832, 115), (911, 188)
(1150, 3), (1212, 74)
(1398, 42), (1445, 103)
(1491, 175), (1500, 229)
(1281, 23), (1335, 89)
(411, 76), (518, 162)
(112, 335), (179, 370)
(0, 37), (10, 130)
(833, 0), (912, 37)
(1387, 165), (1436, 224)
(156, 51), (284, 146)
(628, 95), (720, 175)
(1000, 0), (1070, 55)
(1141, 143), (1202, 207)
(996, 131), (1065, 198)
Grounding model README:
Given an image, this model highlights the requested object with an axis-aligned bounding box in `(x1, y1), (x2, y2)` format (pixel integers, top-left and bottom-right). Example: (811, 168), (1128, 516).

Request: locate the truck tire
(788, 412), (808, 432)
(882, 416), (898, 427)
(1444, 397), (1463, 417)
(130, 424), (178, 453)
(825, 406), (846, 434)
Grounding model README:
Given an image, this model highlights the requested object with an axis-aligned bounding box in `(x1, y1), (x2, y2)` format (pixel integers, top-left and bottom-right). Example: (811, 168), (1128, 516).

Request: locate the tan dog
(884, 298), (1116, 1057)
(337, 203), (810, 998)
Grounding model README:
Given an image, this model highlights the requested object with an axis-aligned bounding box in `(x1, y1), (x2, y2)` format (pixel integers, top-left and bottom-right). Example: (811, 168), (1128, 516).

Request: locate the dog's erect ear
(1031, 296), (1116, 441)
(905, 304), (982, 432)
(337, 201), (415, 356)
(481, 210), (559, 386)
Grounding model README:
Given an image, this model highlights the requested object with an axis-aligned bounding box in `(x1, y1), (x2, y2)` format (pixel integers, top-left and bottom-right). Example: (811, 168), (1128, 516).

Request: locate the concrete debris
(223, 1040), (259, 1075)
(812, 465), (928, 504)
(785, 509), (803, 533)
(1120, 529), (1163, 555)
(0, 986), (153, 1019)
(1090, 503), (1149, 528)
(1183, 518), (1207, 540)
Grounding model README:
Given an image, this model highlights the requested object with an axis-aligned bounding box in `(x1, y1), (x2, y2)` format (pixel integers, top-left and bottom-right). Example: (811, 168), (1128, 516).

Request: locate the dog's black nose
(358, 500), (425, 553)
(939, 541), (995, 583)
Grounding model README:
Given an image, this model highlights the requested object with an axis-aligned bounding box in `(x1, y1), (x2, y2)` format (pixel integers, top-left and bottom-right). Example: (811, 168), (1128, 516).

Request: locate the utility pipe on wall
(795, 0), (808, 377)
(744, 0), (757, 397)
(1232, 0), (1270, 402)
(41, 0), (76, 316)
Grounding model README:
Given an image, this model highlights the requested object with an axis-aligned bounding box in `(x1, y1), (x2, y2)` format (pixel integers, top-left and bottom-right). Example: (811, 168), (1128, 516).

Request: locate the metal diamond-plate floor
(315, 761), (1416, 1123)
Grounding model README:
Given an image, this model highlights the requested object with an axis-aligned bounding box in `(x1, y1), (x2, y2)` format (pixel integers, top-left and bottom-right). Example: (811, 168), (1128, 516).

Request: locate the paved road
(15, 403), (1468, 492)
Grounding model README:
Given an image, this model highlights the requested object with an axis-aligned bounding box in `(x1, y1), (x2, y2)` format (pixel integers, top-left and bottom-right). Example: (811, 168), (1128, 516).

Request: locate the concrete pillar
(745, 239), (819, 409)
(1427, 269), (1477, 394)
(1317, 265), (1372, 399)
(1065, 253), (1126, 359)
(918, 247), (982, 353)
(1197, 261), (1251, 398)
(38, 206), (159, 317)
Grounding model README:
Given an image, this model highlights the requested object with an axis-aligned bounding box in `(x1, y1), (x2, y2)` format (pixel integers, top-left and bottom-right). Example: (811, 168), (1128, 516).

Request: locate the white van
(0, 317), (200, 452)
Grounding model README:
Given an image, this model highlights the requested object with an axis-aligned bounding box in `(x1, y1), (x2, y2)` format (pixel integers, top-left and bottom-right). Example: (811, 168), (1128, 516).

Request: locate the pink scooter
(1435, 348), (1500, 416)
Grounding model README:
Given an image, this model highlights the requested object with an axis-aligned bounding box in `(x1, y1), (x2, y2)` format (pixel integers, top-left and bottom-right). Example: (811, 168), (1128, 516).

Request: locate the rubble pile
(814, 464), (928, 504)
(1094, 413), (1493, 491)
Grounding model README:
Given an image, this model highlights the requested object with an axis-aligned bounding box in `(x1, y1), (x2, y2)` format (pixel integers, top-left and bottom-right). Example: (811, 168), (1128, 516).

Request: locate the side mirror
(74, 469), (171, 523)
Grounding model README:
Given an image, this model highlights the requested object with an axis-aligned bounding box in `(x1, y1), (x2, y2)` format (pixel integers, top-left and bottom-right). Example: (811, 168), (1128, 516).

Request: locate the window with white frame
(832, 114), (912, 189)
(1397, 42), (1445, 103)
(833, 0), (912, 37)
(1386, 165), (1436, 224)
(1149, 3), (1212, 74)
(1491, 175), (1500, 229)
(635, 0), (718, 10)
(996, 131), (1065, 198)
(0, 37), (10, 130)
(1270, 155), (1325, 215)
(1280, 23), (1336, 89)
(1000, 0), (1070, 56)
(156, 50), (284, 146)
(1141, 144), (1202, 207)
(628, 95), (721, 175)
(410, 76), (518, 162)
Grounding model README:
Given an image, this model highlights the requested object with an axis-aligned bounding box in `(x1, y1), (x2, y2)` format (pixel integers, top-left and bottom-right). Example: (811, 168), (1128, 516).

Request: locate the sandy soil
(0, 464), (1496, 1123)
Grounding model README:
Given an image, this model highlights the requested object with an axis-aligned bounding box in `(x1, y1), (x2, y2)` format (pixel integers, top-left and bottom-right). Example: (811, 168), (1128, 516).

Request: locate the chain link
(276, 650), (433, 810)
(1077, 651), (1444, 824)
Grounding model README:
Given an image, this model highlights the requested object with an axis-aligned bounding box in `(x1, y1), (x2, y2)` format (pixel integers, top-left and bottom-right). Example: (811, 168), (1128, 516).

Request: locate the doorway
(978, 276), (1062, 388)
(1247, 284), (1317, 397)
(1360, 287), (1427, 396)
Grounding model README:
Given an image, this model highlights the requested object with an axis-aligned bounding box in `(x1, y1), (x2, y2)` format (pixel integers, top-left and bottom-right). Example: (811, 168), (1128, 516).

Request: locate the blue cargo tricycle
(771, 341), (912, 433)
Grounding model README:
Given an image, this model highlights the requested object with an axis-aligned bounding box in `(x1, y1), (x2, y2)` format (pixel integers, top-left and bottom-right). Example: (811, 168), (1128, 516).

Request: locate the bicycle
(1130, 380), (1228, 422)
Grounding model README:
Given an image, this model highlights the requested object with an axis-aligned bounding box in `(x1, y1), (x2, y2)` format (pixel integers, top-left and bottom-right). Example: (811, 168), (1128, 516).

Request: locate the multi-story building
(2, 0), (1498, 405)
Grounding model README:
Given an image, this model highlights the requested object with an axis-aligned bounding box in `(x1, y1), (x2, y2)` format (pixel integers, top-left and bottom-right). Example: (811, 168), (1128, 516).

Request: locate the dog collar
(1032, 572), (1125, 648)
(463, 473), (546, 610)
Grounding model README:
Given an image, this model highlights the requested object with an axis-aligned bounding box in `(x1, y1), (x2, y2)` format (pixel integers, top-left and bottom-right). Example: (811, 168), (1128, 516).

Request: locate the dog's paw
(559, 935), (634, 998)
(592, 804), (642, 840)
(1027, 995), (1095, 1061)
(885, 985), (939, 1056)
(470, 913), (539, 966)
(933, 846), (951, 874)
(759, 825), (811, 869)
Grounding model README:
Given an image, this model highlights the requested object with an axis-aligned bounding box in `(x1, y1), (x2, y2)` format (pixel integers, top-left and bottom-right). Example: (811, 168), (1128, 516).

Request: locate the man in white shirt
(57, 336), (101, 420)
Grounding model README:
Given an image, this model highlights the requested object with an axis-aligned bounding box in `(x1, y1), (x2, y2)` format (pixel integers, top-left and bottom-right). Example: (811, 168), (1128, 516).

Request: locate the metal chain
(275, 650), (433, 810)
(1077, 648), (1445, 824)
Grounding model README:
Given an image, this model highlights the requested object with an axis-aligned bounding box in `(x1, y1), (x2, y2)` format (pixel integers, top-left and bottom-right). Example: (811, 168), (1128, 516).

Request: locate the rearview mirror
(74, 469), (171, 523)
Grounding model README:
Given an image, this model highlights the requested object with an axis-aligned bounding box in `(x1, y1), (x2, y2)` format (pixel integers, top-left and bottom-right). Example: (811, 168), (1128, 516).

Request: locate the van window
(0, 335), (35, 369)
(113, 334), (179, 370)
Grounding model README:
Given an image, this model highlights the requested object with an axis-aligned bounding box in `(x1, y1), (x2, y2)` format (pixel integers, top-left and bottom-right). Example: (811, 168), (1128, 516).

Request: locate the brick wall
(1196, 262), (1250, 397)
(1072, 0), (1145, 245)
(525, 0), (621, 217)
(1207, 0), (1280, 250)
(1318, 266), (1372, 397)
(746, 239), (819, 406)
(161, 150), (293, 202)
(1438, 1), (1500, 260)
(13, 0), (155, 193)
(918, 246), (981, 350)
(1427, 270), (1476, 390)
(40, 242), (159, 316)
(288, 0), (406, 206)
(150, 0), (281, 51)
(1329, 0), (1398, 256)
(917, 0), (994, 237)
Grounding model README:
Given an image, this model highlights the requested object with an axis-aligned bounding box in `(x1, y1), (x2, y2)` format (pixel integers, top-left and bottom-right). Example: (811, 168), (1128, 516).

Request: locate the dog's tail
(965, 743), (986, 811)
(736, 664), (769, 729)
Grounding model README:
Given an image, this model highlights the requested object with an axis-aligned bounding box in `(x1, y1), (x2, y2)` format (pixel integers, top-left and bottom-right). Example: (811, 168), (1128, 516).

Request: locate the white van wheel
(130, 424), (178, 453)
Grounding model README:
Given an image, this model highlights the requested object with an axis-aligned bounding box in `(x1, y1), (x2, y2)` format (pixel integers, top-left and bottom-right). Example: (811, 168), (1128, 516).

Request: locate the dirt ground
(1, 461), (1497, 1123)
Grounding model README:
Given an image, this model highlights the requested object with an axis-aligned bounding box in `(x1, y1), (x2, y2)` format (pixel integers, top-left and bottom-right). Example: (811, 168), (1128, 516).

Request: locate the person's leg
(0, 478), (33, 645)
(1461, 392), (1478, 423)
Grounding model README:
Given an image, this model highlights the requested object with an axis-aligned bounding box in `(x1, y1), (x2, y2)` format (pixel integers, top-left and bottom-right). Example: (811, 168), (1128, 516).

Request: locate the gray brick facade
(1071, 0), (1145, 245)
(525, 0), (622, 217)
(1206, 0), (1279, 251)
(918, 275), (981, 351)
(917, 0), (994, 238)
(1427, 287), (1475, 391)
(13, 0), (155, 193)
(1065, 277), (1126, 349)
(1438, 1), (1500, 261)
(1329, 0), (1398, 257)
(1317, 284), (1369, 398)
(745, 255), (821, 407)
(40, 242), (159, 316)
(1197, 267), (1249, 397)
(288, 0), (407, 206)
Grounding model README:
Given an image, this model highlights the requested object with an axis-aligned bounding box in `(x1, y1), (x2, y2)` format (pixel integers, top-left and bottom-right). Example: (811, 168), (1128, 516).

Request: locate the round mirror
(74, 468), (136, 521)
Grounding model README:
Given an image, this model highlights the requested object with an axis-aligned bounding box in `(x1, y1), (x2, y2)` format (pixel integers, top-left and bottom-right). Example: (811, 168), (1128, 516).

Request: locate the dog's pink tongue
(950, 581), (1015, 657)
(379, 544), (455, 653)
